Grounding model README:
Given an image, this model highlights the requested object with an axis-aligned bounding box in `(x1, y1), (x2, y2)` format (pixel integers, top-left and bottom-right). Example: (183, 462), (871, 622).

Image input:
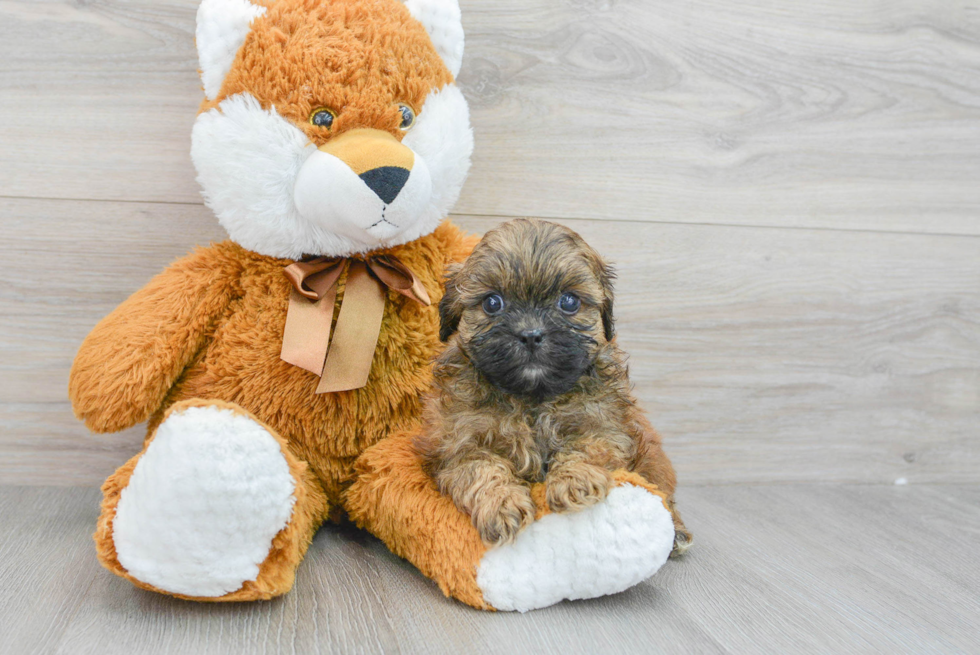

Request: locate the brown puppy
(416, 219), (691, 551)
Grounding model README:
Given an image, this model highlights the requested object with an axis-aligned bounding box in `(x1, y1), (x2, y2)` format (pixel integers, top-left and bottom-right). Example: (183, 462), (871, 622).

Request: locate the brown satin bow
(280, 254), (431, 393)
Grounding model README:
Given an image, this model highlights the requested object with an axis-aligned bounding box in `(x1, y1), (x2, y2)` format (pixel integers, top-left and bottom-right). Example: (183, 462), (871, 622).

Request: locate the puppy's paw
(671, 512), (694, 557)
(672, 527), (693, 557)
(546, 463), (614, 514)
(470, 485), (536, 547)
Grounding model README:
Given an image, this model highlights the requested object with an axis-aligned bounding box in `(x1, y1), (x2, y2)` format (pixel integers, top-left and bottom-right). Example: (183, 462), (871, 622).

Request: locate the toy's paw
(111, 404), (296, 597)
(471, 484), (536, 547)
(545, 462), (614, 514)
(475, 481), (674, 612)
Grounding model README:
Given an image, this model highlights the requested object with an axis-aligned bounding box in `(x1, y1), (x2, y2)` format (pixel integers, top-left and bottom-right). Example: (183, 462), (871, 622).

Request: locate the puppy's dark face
(440, 219), (615, 400)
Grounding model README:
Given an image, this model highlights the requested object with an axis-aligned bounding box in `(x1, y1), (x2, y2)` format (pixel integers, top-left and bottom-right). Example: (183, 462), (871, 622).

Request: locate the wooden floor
(2, 484), (978, 655)
(1, 0), (979, 653)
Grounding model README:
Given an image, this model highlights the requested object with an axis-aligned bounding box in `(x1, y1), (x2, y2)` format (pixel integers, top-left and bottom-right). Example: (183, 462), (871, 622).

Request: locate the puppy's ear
(438, 263), (464, 342)
(595, 257), (617, 342)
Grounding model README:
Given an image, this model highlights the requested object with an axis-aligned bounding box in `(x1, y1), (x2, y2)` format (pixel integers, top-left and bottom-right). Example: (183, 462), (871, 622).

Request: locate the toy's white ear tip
(196, 0), (267, 100)
(404, 0), (465, 78)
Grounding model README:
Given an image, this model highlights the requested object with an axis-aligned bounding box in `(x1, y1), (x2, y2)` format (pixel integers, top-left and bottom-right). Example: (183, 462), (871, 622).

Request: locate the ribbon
(280, 254), (431, 393)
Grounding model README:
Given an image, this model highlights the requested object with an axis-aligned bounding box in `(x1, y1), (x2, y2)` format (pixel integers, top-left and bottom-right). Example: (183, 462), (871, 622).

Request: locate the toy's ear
(438, 263), (464, 342)
(404, 0), (465, 78)
(196, 0), (268, 100)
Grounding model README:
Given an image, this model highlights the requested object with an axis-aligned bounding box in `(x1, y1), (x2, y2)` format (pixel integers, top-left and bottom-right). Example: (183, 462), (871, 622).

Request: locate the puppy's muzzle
(318, 128), (414, 203)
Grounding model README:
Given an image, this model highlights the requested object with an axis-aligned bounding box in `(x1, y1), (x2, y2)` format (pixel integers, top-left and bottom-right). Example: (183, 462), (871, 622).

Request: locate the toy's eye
(558, 293), (581, 315)
(398, 103), (416, 130)
(309, 107), (336, 128)
(482, 293), (504, 315)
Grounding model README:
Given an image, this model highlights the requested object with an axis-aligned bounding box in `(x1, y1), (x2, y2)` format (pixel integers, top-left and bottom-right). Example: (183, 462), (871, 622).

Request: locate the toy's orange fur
(71, 223), (479, 601)
(201, 0), (453, 144)
(71, 224), (475, 506)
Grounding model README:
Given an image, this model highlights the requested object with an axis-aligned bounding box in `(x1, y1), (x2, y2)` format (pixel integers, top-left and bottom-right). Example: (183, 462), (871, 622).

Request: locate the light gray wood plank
(456, 0), (980, 236)
(2, 199), (979, 485)
(661, 485), (980, 654)
(1, 485), (977, 654)
(0, 0), (202, 205)
(1, 0), (979, 235)
(0, 487), (103, 655)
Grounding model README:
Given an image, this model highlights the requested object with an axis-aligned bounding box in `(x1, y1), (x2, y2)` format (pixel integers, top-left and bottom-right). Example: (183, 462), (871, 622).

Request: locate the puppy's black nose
(518, 328), (545, 349)
(359, 166), (410, 204)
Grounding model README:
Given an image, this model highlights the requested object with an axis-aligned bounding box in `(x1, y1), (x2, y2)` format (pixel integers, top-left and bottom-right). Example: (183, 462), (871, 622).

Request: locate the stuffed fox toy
(68, 0), (679, 612)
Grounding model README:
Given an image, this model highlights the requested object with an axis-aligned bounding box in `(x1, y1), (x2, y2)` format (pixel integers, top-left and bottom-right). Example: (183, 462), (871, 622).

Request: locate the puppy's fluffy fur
(416, 219), (691, 550)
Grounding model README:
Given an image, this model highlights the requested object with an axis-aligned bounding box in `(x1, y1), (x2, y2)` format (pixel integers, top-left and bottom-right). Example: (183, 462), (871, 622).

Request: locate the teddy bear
(67, 0), (680, 612)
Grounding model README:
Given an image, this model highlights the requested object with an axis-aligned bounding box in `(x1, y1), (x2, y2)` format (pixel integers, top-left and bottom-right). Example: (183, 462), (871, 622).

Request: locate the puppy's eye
(309, 107), (336, 128)
(558, 293), (581, 315)
(398, 103), (416, 130)
(482, 294), (504, 315)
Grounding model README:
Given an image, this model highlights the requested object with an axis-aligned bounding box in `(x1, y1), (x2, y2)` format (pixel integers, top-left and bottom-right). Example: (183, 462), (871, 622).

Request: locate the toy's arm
(346, 432), (677, 612)
(68, 244), (243, 433)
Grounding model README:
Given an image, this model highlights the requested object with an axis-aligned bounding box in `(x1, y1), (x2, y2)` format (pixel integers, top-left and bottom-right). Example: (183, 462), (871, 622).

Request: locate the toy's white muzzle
(293, 128), (433, 246)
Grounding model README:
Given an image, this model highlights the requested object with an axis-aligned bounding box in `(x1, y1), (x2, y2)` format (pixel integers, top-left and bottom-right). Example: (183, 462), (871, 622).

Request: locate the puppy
(416, 219), (691, 551)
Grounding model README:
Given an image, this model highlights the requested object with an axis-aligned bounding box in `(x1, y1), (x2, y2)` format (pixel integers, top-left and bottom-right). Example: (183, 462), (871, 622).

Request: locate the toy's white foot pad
(113, 406), (296, 597)
(476, 484), (674, 612)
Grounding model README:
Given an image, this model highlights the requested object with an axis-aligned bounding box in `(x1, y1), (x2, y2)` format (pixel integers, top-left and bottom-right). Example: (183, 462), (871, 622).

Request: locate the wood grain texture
(2, 198), (978, 486)
(1, 0), (979, 234)
(1, 2), (977, 651)
(1, 485), (978, 654)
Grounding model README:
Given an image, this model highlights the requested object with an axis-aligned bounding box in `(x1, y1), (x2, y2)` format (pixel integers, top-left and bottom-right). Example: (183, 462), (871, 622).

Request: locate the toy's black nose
(359, 166), (410, 204)
(518, 328), (545, 349)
